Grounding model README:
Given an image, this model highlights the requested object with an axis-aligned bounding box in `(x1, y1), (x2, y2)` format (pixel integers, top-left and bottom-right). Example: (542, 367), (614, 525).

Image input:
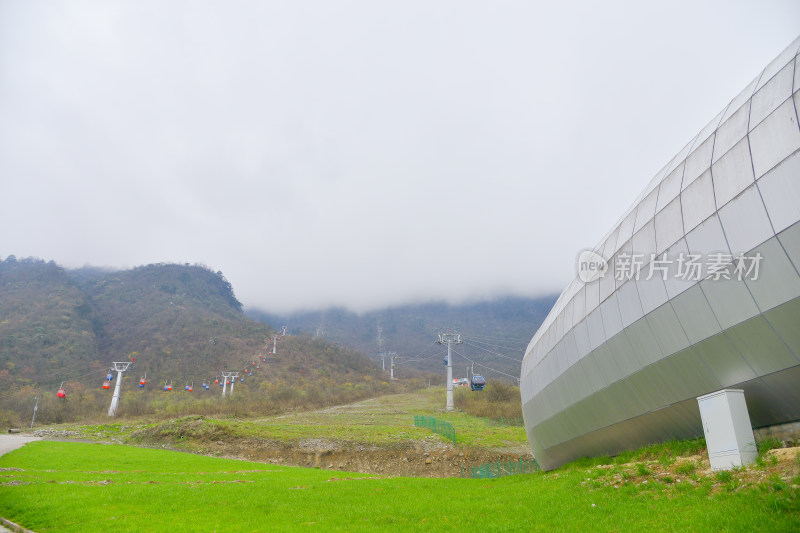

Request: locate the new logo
(577, 250), (608, 283)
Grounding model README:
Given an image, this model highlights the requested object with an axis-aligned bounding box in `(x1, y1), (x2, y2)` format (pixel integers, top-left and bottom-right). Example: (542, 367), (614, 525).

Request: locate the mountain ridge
(246, 294), (557, 381)
(1, 255), (424, 427)
(0, 256), (384, 389)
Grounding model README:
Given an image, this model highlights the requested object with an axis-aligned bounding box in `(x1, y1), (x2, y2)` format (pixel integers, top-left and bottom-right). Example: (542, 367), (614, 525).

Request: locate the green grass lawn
(2, 440), (798, 532)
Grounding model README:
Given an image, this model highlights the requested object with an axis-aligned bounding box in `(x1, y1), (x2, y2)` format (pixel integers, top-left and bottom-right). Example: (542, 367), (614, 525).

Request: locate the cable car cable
(457, 331), (530, 345)
(461, 336), (528, 354)
(460, 340), (523, 363)
(449, 348), (520, 380)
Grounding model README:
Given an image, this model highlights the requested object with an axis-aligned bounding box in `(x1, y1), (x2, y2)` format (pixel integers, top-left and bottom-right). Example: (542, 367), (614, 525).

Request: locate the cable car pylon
(437, 331), (462, 412)
(108, 361), (133, 417)
(221, 371), (240, 398)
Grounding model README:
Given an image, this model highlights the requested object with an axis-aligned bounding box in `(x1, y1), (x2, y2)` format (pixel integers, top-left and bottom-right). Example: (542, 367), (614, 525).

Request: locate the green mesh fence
(467, 457), (539, 479)
(413, 415), (456, 444)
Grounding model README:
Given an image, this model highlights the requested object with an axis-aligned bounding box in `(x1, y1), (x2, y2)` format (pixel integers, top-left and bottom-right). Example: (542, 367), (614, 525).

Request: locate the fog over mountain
(2, 1), (798, 313)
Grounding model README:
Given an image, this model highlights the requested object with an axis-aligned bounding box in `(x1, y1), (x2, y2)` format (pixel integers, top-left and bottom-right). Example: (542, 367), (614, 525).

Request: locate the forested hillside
(0, 257), (418, 428)
(79, 263), (257, 379)
(0, 258), (261, 387)
(0, 257), (99, 386)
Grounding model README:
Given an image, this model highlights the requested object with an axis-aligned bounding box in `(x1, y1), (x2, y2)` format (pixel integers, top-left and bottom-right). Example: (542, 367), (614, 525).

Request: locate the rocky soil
(31, 425), (534, 478)
(146, 434), (532, 478)
(579, 446), (800, 493)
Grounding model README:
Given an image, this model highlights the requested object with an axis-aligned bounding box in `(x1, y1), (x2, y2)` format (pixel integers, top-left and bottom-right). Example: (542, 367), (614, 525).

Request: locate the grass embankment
(46, 387), (529, 452)
(1, 439), (798, 532)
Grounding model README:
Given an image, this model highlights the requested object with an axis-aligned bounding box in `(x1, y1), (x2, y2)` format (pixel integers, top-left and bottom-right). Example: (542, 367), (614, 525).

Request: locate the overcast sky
(1, 1), (798, 314)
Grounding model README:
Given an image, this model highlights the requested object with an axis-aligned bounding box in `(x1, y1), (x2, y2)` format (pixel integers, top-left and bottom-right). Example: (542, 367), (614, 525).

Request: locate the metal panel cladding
(521, 36), (800, 471)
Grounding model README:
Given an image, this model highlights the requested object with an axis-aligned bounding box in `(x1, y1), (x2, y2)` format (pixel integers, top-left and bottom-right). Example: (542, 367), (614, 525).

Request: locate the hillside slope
(0, 258), (270, 387)
(0, 257), (412, 426)
(81, 263), (260, 378)
(0, 257), (99, 387)
(247, 296), (556, 380)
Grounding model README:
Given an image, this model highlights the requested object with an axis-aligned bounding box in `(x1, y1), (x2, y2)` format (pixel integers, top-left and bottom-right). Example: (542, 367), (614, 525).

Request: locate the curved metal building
(521, 37), (800, 470)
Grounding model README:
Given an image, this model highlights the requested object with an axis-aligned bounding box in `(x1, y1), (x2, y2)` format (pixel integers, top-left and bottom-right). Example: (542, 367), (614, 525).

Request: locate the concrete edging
(0, 517), (35, 533)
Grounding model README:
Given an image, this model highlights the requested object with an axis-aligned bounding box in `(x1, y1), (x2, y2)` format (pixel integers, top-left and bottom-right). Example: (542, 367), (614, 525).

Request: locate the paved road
(0, 434), (40, 532)
(0, 434), (40, 458)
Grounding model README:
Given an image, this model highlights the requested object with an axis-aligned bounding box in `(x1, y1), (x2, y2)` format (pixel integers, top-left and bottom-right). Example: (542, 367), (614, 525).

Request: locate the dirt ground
(136, 435), (533, 478)
(580, 447), (800, 492)
(26, 426), (534, 478)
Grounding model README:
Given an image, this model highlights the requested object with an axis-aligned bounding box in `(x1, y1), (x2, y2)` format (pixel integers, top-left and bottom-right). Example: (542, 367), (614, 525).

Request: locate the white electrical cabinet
(697, 389), (757, 471)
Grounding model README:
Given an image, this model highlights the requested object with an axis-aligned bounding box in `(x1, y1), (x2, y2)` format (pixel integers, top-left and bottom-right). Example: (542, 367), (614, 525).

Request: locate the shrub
(454, 382), (522, 421)
(757, 437), (783, 455)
